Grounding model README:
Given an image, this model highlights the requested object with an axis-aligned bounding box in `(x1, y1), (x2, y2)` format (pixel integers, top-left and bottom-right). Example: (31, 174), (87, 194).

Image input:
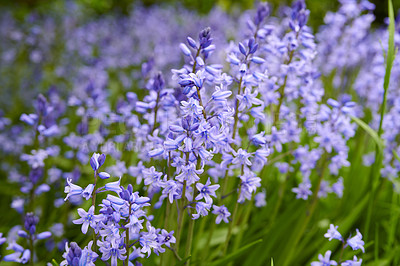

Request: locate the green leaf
(384, 0), (395, 93)
(378, 0), (396, 137)
(51, 259), (60, 266)
(271, 258), (274, 266)
(208, 239), (262, 266)
(350, 116), (384, 151)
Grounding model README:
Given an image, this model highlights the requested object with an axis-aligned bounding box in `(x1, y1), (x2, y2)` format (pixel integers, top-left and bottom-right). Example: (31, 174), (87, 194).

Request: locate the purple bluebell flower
(347, 229), (365, 253)
(99, 239), (126, 266)
(310, 250), (337, 266)
(324, 224), (342, 241)
(212, 205), (231, 224)
(72, 206), (102, 234)
(341, 256), (362, 266)
(232, 148), (252, 166)
(192, 202), (212, 219)
(98, 171), (110, 180)
(254, 191), (267, 207)
(82, 184), (94, 200)
(239, 169), (261, 202)
(104, 177), (122, 193)
(90, 153), (106, 171)
(292, 180), (312, 200)
(195, 178), (220, 203)
(24, 213), (38, 235)
(64, 179), (83, 201)
(332, 177), (344, 198)
(20, 149), (48, 169)
(318, 180), (332, 198)
(0, 233), (6, 245)
(157, 229), (176, 248)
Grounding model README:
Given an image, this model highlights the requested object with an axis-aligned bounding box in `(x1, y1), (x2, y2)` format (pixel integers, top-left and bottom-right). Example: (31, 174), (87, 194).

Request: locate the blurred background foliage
(1, 0), (399, 30)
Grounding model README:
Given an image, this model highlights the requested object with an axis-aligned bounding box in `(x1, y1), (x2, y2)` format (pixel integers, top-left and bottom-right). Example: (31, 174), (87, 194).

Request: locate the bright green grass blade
(51, 259), (60, 266)
(365, 0), (396, 242)
(208, 239), (262, 266)
(350, 116), (383, 152)
(378, 0), (396, 137)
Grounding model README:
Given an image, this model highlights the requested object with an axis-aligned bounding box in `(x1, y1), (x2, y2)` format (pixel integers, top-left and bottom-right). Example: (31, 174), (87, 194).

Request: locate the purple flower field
(0, 0), (399, 265)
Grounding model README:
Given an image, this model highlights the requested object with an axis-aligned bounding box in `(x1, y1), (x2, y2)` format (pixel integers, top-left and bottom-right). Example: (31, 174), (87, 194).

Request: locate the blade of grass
(350, 116), (383, 152)
(364, 0), (396, 242)
(208, 239), (262, 266)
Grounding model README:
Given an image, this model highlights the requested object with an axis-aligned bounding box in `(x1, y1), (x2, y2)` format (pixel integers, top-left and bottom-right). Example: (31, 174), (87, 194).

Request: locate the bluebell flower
(82, 184), (94, 200)
(324, 224), (342, 241)
(62, 242), (81, 265)
(332, 177), (344, 198)
(254, 191), (267, 207)
(318, 180), (332, 198)
(176, 162), (203, 186)
(195, 178), (220, 203)
(36, 231), (52, 240)
(180, 98), (204, 118)
(3, 246), (30, 264)
(347, 229), (365, 253)
(139, 222), (159, 257)
(98, 172), (110, 179)
(20, 149), (48, 169)
(232, 148), (252, 166)
(157, 229), (176, 248)
(310, 250), (337, 266)
(20, 113), (38, 126)
(212, 205), (231, 224)
(64, 178), (83, 201)
(211, 88), (232, 102)
(24, 213), (38, 235)
(99, 239), (126, 266)
(251, 132), (267, 146)
(162, 180), (182, 203)
(0, 233), (6, 245)
(239, 169), (261, 202)
(143, 166), (164, 187)
(192, 202), (212, 219)
(341, 256), (362, 266)
(292, 180), (312, 200)
(73, 206), (102, 234)
(104, 177), (122, 194)
(90, 153), (106, 172)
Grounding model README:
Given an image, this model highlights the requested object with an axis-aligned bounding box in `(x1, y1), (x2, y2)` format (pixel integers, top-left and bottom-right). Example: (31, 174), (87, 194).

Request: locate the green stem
(185, 212), (195, 265)
(220, 170), (230, 201)
(274, 49), (295, 127)
(125, 203), (132, 265)
(92, 171), (98, 251)
(365, 0), (395, 240)
(232, 78), (243, 140)
(151, 91), (161, 133)
(29, 235), (34, 266)
(338, 240), (345, 263)
(175, 180), (187, 252)
(223, 186), (241, 256)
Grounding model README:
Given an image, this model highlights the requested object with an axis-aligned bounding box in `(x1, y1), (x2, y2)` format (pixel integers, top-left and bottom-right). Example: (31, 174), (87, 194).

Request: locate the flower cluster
(311, 224), (364, 266)
(62, 153), (174, 265)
